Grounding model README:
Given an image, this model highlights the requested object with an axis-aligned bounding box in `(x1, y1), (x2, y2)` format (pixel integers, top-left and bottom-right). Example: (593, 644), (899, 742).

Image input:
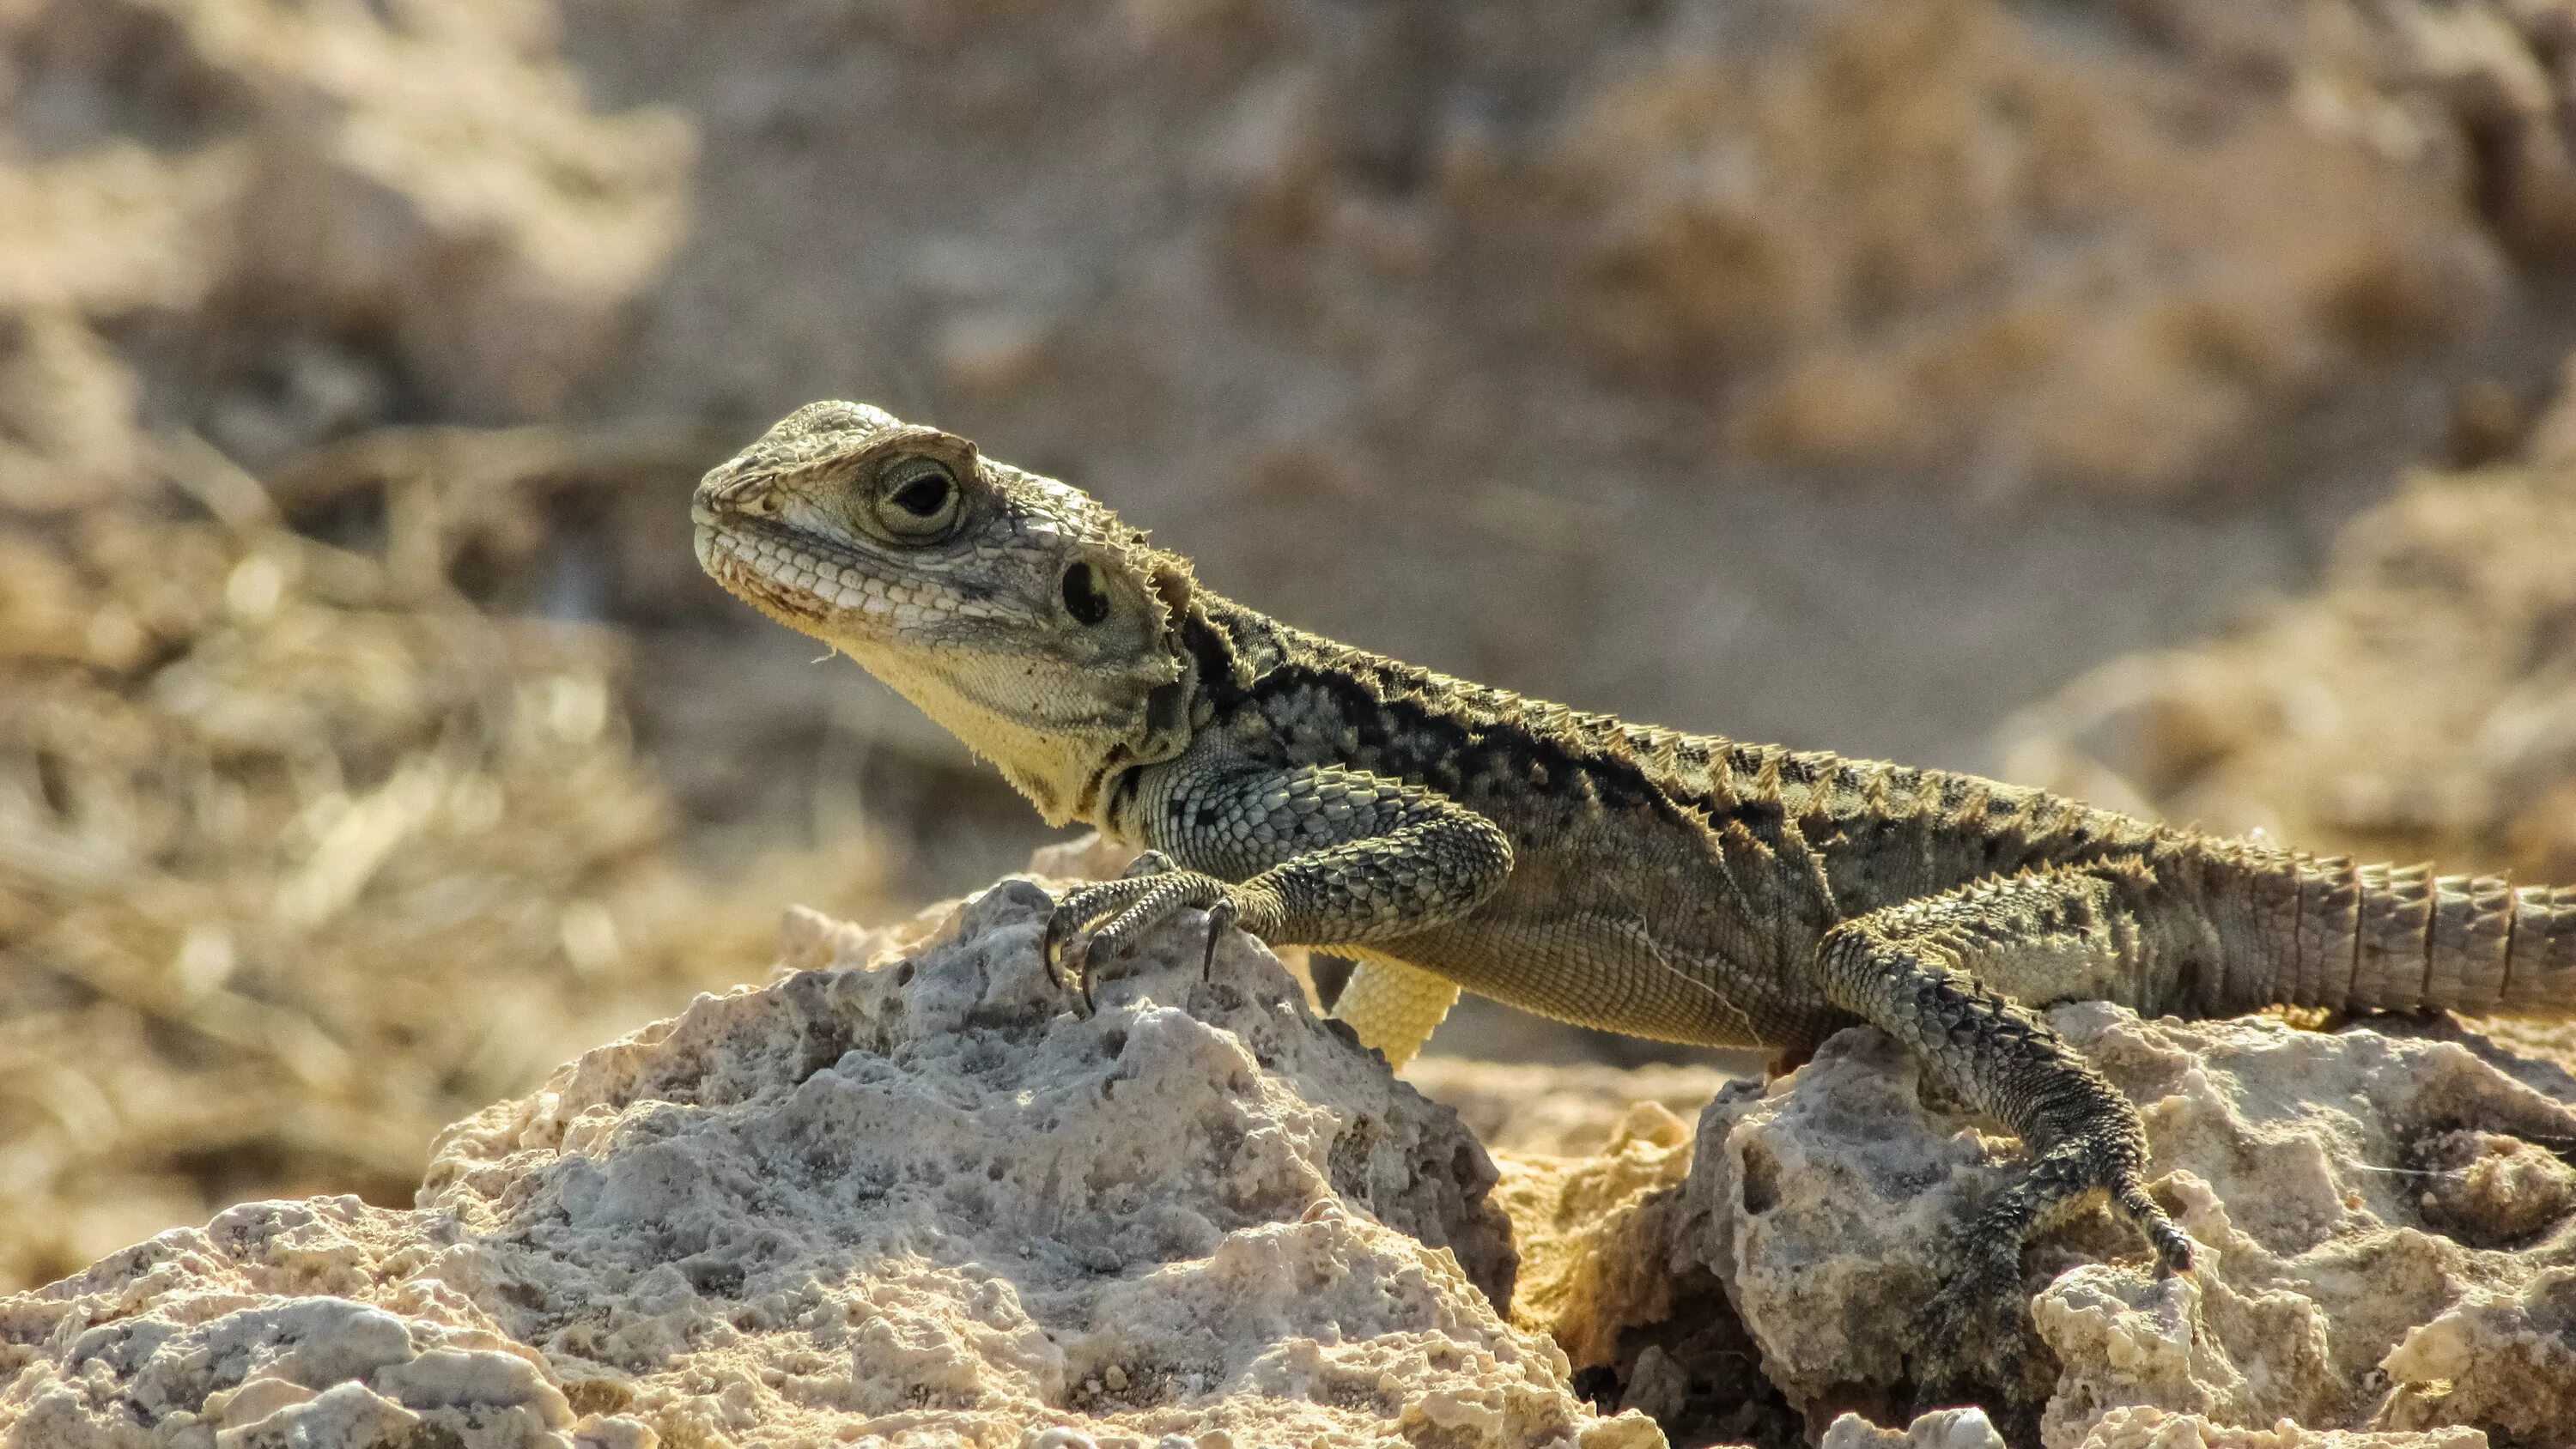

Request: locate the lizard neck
(1180, 593), (1283, 689)
(1078, 591), (1276, 835)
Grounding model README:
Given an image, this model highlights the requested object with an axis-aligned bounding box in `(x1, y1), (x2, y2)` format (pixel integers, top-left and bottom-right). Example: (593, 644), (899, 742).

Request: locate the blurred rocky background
(8, 0), (2576, 1290)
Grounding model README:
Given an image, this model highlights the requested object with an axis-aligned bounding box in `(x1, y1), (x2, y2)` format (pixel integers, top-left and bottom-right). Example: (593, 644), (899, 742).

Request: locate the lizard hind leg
(1814, 868), (2196, 1404)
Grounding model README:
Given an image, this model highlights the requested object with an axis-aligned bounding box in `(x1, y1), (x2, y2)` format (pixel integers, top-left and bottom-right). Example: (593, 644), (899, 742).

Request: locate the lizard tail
(2228, 851), (2576, 1018)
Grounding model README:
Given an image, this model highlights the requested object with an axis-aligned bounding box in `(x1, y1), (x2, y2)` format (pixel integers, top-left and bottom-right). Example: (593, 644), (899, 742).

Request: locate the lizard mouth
(694, 516), (1018, 645)
(694, 519), (879, 633)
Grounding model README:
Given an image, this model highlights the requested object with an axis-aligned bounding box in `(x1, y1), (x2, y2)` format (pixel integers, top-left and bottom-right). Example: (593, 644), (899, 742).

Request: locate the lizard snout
(691, 463), (787, 530)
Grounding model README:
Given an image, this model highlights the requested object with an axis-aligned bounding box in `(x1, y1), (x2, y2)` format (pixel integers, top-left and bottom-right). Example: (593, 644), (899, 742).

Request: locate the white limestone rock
(1672, 1003), (2576, 1447)
(2071, 1406), (2488, 1448)
(1821, 1406), (2007, 1448)
(1, 881), (1664, 1449)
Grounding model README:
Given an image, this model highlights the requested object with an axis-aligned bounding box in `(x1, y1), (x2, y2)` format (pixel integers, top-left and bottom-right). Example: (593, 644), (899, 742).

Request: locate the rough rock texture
(1488, 1104), (1697, 1373)
(1822, 1407), (2008, 1449)
(2069, 1409), (2486, 1449)
(0, 882), (1677, 1449)
(1820, 1404), (2490, 1449)
(1395, 1063), (1790, 1449)
(1673, 1005), (2576, 1447)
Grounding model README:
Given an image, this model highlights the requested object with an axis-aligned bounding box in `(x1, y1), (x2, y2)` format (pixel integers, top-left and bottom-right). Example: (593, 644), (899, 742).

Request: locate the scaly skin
(690, 400), (2576, 1403)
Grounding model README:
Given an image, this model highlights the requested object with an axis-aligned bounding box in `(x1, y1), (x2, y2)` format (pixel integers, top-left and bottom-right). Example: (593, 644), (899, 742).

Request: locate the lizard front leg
(1814, 868), (2197, 1404)
(1043, 761), (1512, 1034)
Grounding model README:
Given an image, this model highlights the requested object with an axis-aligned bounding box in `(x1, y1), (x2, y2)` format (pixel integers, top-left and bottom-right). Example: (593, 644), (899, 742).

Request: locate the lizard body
(691, 401), (2576, 1398)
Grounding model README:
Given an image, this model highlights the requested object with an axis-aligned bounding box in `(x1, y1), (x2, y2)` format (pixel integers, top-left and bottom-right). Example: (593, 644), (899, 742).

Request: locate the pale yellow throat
(845, 646), (1105, 828)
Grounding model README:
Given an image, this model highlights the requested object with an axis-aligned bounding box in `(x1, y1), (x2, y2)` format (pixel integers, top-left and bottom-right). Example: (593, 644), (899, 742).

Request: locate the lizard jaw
(693, 523), (826, 633)
(693, 515), (1018, 649)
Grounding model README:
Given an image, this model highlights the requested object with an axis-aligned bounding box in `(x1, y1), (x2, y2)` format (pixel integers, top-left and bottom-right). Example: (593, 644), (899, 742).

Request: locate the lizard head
(692, 400), (1200, 825)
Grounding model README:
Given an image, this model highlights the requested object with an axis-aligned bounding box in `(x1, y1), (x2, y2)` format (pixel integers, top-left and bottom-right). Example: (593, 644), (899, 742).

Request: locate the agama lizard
(690, 400), (2576, 1397)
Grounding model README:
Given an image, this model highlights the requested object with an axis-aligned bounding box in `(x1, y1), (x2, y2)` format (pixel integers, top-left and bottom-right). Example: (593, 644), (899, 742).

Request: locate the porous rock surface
(1822, 1404), (2490, 1448)
(1486, 1102), (1698, 1374)
(1674, 1004), (2576, 1447)
(1819, 1406), (2008, 1449)
(0, 882), (1668, 1449)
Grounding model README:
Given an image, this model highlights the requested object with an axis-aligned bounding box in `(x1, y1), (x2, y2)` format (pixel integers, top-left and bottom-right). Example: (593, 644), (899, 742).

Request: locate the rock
(1431, 1070), (1795, 1449)
(2378, 1266), (2576, 1442)
(1822, 1406), (2007, 1448)
(1672, 1003), (2576, 1446)
(0, 1210), (582, 1448)
(2074, 1406), (2487, 1448)
(0, 882), (1676, 1448)
(1490, 1103), (1698, 1369)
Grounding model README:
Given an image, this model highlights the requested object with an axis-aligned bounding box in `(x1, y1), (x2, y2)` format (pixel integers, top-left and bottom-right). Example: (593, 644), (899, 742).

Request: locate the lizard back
(1163, 597), (2186, 1046)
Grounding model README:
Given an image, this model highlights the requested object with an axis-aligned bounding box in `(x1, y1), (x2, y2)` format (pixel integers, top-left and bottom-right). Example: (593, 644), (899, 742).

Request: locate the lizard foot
(1905, 1139), (2194, 1409)
(1905, 1234), (2046, 1411)
(1042, 867), (1264, 1012)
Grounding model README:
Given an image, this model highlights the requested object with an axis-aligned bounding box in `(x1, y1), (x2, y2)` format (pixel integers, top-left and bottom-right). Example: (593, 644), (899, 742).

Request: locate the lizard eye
(1060, 561), (1111, 625)
(872, 456), (962, 539)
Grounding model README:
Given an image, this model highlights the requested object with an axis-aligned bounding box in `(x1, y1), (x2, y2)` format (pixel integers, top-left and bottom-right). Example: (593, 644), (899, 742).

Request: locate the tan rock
(2379, 1265), (2576, 1442)
(1671, 1005), (2576, 1446)
(0, 885), (1676, 1449)
(1822, 1406), (2008, 1448)
(1492, 1103), (1698, 1369)
(2075, 1404), (2486, 1448)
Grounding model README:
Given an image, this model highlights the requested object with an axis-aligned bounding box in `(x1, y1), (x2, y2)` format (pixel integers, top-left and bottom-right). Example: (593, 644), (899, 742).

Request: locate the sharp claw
(1043, 900), (1097, 1015)
(1201, 898), (1237, 981)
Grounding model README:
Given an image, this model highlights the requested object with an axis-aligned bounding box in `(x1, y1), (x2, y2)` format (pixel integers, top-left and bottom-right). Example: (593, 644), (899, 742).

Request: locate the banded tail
(2204, 844), (2576, 1018)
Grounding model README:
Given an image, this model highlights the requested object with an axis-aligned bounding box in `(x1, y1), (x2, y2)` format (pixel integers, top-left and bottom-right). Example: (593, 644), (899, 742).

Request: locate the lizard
(689, 398), (2576, 1402)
